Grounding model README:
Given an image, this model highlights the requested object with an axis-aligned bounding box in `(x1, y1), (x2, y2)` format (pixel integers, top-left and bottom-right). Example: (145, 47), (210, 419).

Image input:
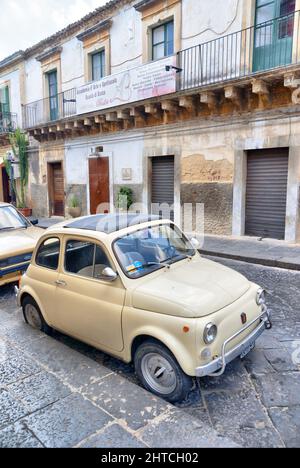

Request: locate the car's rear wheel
(22, 297), (52, 335)
(134, 340), (193, 403)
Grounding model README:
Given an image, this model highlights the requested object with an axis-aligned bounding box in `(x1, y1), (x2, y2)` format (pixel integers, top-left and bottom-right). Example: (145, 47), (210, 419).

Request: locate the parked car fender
(124, 319), (198, 377)
(19, 285), (52, 327)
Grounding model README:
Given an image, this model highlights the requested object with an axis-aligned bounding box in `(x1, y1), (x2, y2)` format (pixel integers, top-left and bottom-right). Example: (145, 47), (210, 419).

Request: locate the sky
(0, 0), (107, 61)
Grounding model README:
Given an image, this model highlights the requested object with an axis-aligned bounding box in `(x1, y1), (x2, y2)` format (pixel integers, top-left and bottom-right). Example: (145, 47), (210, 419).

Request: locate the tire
(22, 296), (52, 335)
(134, 340), (193, 403)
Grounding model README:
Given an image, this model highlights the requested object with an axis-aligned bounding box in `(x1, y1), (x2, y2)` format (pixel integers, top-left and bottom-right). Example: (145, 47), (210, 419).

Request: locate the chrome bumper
(14, 285), (21, 307)
(195, 307), (272, 378)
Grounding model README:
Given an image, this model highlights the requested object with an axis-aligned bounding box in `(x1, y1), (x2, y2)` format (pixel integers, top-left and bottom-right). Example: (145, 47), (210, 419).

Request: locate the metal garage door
(151, 156), (175, 220)
(245, 149), (289, 240)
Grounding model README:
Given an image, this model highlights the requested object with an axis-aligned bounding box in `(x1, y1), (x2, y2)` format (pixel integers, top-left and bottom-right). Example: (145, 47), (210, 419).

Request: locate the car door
(53, 236), (125, 352)
(31, 236), (62, 325)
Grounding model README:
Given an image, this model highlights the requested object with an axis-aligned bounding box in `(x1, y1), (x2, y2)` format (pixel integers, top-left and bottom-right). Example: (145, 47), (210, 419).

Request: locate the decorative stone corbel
(284, 72), (300, 104)
(200, 91), (217, 110)
(251, 79), (270, 108)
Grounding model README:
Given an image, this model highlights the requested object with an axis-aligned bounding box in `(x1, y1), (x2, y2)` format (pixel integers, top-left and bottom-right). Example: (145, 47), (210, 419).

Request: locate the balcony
(0, 112), (17, 135)
(23, 88), (76, 130)
(23, 10), (300, 133)
(178, 10), (300, 90)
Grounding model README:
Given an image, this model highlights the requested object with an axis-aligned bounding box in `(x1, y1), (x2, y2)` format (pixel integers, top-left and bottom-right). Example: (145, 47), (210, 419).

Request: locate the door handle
(55, 280), (67, 287)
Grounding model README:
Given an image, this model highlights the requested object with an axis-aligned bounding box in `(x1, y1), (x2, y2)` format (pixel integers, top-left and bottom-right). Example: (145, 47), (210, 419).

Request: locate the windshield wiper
(0, 227), (16, 231)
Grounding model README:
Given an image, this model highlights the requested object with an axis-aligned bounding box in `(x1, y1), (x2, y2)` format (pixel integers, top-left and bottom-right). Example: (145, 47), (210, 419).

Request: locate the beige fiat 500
(0, 202), (43, 287)
(16, 214), (272, 402)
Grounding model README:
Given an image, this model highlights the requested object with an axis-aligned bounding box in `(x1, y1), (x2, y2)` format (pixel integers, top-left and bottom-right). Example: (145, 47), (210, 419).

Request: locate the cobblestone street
(0, 257), (299, 448)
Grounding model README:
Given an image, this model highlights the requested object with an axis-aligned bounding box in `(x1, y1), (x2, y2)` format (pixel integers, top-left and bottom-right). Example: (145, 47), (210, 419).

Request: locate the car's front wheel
(22, 296), (52, 335)
(134, 340), (193, 403)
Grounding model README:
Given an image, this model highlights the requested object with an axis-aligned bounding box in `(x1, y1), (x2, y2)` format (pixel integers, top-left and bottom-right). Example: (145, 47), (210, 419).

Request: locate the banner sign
(76, 56), (177, 115)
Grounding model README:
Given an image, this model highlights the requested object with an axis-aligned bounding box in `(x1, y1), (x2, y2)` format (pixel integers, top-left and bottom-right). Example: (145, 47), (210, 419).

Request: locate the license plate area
(240, 341), (255, 359)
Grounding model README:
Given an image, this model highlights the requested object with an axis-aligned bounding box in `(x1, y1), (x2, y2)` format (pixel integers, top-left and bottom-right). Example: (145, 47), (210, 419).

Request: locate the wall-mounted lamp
(165, 65), (183, 74)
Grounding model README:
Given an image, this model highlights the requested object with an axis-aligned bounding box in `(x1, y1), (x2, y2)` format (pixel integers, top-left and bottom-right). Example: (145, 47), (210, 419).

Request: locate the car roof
(0, 202), (11, 207)
(48, 214), (164, 236)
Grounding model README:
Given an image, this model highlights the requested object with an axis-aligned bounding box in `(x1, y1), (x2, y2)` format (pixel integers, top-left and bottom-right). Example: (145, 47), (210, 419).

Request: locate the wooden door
(1, 165), (11, 203)
(48, 162), (65, 217)
(89, 157), (110, 215)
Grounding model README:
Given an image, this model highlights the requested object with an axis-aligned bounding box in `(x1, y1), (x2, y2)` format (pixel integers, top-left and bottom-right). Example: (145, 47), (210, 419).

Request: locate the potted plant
(68, 194), (81, 218)
(5, 129), (31, 217)
(116, 187), (133, 212)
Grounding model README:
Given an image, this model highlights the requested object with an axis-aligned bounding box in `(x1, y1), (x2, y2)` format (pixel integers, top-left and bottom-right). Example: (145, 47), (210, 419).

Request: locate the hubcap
(25, 304), (42, 330)
(141, 353), (177, 395)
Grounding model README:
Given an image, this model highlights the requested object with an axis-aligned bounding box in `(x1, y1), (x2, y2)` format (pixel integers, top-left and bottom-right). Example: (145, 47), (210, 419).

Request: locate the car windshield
(0, 206), (28, 231)
(114, 223), (196, 279)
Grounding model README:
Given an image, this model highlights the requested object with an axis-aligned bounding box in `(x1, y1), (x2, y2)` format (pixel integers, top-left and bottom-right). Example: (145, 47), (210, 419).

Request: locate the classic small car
(16, 214), (272, 402)
(0, 202), (43, 287)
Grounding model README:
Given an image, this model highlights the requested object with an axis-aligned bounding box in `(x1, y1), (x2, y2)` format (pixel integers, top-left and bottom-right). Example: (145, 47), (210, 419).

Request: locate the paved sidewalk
(201, 235), (300, 271)
(0, 306), (237, 448)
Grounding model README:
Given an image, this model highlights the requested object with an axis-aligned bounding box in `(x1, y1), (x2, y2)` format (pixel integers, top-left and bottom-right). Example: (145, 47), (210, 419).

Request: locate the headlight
(203, 323), (218, 345)
(256, 288), (266, 306)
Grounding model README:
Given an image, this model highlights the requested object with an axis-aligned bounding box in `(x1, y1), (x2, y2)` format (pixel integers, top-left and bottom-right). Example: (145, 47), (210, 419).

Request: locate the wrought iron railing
(23, 88), (76, 129)
(178, 10), (300, 90)
(0, 112), (17, 134)
(22, 11), (300, 129)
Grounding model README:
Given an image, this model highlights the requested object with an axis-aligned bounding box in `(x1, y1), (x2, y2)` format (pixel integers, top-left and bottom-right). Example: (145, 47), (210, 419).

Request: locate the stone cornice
(36, 46), (63, 63)
(0, 51), (25, 72)
(134, 0), (159, 12)
(76, 19), (112, 42)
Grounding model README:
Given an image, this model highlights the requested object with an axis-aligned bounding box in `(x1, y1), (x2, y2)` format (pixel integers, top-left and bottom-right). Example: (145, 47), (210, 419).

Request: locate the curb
(200, 249), (300, 271)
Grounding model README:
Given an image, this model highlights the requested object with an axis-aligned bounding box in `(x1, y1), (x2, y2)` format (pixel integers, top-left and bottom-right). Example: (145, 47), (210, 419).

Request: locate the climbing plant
(5, 129), (29, 208)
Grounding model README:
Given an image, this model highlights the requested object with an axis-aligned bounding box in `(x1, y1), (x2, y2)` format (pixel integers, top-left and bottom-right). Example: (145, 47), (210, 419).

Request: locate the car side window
(65, 239), (111, 279)
(36, 238), (60, 270)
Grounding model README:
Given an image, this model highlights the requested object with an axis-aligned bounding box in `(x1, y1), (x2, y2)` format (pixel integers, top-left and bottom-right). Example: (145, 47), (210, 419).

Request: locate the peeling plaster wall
(182, 0), (244, 49)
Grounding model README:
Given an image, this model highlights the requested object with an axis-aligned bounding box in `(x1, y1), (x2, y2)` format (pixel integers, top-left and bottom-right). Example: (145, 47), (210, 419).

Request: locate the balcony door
(48, 70), (58, 121)
(0, 86), (10, 115)
(253, 0), (296, 72)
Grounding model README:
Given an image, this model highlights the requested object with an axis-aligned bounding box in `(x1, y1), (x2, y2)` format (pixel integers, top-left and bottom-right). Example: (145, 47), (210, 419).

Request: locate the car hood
(131, 257), (251, 318)
(0, 227), (43, 260)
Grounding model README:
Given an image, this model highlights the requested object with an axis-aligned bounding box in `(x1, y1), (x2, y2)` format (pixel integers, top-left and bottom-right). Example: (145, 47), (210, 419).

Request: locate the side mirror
(100, 267), (118, 282)
(190, 237), (200, 250)
(31, 219), (39, 226)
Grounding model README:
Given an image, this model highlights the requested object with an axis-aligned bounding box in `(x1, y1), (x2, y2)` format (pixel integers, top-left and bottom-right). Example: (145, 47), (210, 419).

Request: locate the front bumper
(0, 263), (30, 287)
(195, 307), (272, 378)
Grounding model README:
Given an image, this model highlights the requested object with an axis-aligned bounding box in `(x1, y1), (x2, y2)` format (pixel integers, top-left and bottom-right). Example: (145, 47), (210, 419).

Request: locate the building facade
(1, 0), (300, 242)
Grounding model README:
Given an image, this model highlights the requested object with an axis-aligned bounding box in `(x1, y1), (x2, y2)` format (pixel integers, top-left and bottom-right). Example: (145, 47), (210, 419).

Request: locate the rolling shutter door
(151, 156), (175, 220)
(245, 149), (289, 240)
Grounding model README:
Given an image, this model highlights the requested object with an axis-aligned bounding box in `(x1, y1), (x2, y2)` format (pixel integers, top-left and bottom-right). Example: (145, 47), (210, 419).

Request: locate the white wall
(181, 0), (244, 50)
(61, 37), (85, 91)
(110, 3), (143, 74)
(24, 57), (43, 104)
(65, 132), (144, 186)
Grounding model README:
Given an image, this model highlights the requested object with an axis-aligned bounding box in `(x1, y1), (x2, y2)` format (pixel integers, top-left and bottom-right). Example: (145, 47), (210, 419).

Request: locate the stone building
(1, 0), (300, 242)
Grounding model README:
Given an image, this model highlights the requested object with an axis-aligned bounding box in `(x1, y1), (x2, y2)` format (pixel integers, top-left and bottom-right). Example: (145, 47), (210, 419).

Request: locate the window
(0, 205), (29, 231)
(0, 86), (10, 115)
(152, 21), (174, 60)
(91, 50), (105, 81)
(47, 70), (58, 121)
(64, 239), (111, 279)
(36, 238), (60, 270)
(114, 224), (195, 279)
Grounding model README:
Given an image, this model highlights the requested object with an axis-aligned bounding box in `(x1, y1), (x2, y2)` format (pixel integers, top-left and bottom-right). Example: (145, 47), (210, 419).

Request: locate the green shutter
(0, 86), (10, 114)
